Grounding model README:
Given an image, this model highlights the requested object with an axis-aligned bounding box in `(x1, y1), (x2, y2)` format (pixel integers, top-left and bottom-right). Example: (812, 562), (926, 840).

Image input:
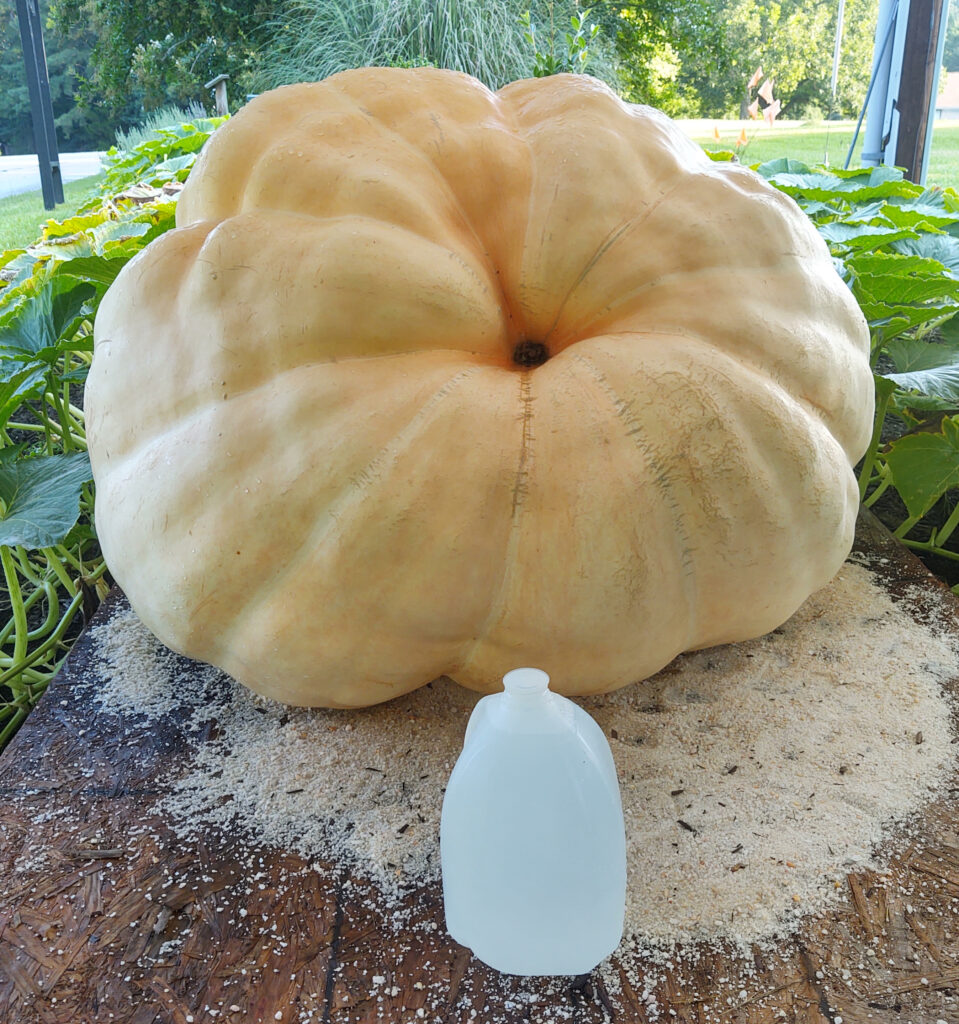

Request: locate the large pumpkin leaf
(847, 252), (950, 277)
(847, 252), (959, 338)
(0, 449), (92, 549)
(882, 336), (959, 400)
(854, 275), (959, 306)
(841, 200), (890, 223)
(765, 166), (918, 203)
(0, 252), (41, 294)
(0, 364), (49, 430)
(42, 211), (111, 240)
(857, 299), (959, 339)
(881, 203), (958, 231)
(884, 417), (959, 518)
(754, 157), (813, 177)
(53, 255), (126, 289)
(0, 278), (95, 364)
(892, 234), (959, 275)
(818, 221), (918, 251)
(887, 335), (959, 372)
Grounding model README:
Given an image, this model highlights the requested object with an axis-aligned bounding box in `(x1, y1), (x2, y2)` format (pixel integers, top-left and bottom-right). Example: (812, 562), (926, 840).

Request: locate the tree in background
(606, 0), (875, 120)
(2, 0), (884, 158)
(50, 0), (271, 120)
(944, 0), (959, 73)
(0, 0), (116, 153)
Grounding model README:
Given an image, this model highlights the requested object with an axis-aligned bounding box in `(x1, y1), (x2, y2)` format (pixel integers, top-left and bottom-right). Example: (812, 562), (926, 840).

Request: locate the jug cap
(502, 667), (550, 696)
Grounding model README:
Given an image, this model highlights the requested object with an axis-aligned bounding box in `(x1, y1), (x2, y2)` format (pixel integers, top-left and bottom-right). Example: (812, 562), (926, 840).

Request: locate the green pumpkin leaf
(0, 364), (48, 430)
(841, 200), (889, 222)
(861, 301), (959, 340)
(847, 252), (949, 277)
(892, 234), (959, 275)
(754, 157), (813, 177)
(880, 203), (958, 231)
(818, 221), (918, 251)
(0, 449), (92, 549)
(881, 328), (959, 402)
(885, 418), (959, 517)
(874, 371), (902, 401)
(891, 390), (959, 415)
(884, 362), (959, 402)
(887, 336), (959, 373)
(855, 275), (959, 306)
(832, 165), (904, 182)
(41, 211), (109, 240)
(767, 166), (918, 203)
(53, 255), (125, 288)
(0, 278), (95, 363)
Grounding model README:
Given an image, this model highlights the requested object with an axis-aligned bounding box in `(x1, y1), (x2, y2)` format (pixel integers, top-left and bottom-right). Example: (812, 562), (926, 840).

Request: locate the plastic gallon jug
(440, 667), (626, 976)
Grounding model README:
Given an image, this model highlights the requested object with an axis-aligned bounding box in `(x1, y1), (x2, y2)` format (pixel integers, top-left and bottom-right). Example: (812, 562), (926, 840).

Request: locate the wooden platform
(2, 510), (959, 1024)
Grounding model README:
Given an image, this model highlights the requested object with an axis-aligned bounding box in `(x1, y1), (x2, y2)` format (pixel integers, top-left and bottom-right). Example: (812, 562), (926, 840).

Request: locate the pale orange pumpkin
(86, 68), (874, 707)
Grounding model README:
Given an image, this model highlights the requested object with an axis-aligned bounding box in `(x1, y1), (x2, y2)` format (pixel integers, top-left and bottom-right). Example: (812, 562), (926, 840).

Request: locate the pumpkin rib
(581, 325), (853, 469)
(92, 349), (486, 473)
(552, 245), (840, 354)
(453, 368), (538, 678)
(538, 181), (685, 345)
(577, 329), (857, 644)
(589, 321), (857, 453)
(177, 82), (316, 228)
(566, 348), (700, 648)
(214, 363), (487, 663)
(324, 75), (527, 353)
(550, 259), (869, 457)
(543, 153), (830, 352)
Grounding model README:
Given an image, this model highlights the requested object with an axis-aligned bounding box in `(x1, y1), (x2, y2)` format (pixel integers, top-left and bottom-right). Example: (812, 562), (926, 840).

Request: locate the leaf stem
(42, 547), (77, 597)
(46, 377), (75, 454)
(901, 537), (959, 563)
(0, 589), (84, 689)
(858, 386), (894, 503)
(863, 465), (894, 508)
(0, 546), (29, 684)
(0, 706), (27, 749)
(0, 580), (48, 646)
(893, 514), (922, 539)
(930, 500), (959, 548)
(25, 581), (59, 640)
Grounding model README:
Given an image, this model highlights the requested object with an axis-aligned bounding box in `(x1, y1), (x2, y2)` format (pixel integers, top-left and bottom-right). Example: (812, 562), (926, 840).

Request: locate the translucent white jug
(440, 667), (626, 975)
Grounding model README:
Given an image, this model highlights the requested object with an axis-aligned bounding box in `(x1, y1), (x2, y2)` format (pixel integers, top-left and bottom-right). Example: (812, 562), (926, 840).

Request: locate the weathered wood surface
(2, 509), (959, 1023)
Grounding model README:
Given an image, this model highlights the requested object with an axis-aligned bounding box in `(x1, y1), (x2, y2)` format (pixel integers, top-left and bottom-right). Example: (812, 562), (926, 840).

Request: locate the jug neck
(503, 667), (550, 699)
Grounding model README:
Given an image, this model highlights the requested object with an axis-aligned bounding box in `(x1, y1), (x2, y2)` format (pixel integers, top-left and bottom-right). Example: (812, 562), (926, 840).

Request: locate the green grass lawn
(689, 120), (959, 190)
(0, 173), (104, 254)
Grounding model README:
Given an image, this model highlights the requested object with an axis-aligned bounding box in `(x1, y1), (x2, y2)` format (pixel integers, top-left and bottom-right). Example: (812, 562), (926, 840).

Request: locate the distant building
(936, 71), (959, 119)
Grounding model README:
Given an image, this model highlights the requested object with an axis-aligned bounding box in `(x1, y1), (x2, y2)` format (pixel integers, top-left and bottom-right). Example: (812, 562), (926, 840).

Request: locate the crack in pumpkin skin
(87, 68), (875, 706)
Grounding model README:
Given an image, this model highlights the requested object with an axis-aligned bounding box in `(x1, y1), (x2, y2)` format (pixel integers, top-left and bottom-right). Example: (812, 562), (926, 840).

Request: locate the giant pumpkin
(86, 68), (874, 708)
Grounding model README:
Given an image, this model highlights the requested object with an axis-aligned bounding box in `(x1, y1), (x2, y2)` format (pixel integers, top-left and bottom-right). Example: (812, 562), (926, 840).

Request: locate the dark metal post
(14, 0), (63, 209)
(894, 0), (948, 182)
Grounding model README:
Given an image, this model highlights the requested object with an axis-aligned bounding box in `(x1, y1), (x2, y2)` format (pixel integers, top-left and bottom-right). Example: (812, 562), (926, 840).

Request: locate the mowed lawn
(686, 118), (959, 189)
(0, 173), (103, 254)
